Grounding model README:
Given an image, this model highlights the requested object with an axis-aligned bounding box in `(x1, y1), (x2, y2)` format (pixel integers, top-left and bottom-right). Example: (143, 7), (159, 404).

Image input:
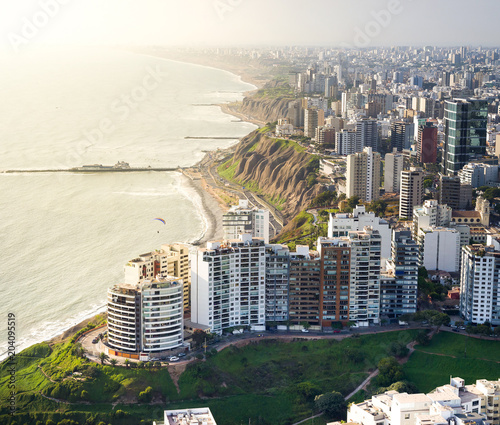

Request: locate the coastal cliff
(218, 129), (323, 220)
(238, 96), (293, 123)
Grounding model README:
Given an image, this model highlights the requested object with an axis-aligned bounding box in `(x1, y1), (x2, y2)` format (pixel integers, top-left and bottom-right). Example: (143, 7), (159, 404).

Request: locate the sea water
(0, 47), (256, 358)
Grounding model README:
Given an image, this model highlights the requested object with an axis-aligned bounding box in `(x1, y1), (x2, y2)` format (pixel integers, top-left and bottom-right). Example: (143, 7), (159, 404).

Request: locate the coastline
(6, 51), (268, 354)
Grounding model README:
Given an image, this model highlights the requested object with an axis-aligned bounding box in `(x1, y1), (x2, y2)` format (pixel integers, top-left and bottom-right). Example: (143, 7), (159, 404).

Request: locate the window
(404, 414), (410, 420)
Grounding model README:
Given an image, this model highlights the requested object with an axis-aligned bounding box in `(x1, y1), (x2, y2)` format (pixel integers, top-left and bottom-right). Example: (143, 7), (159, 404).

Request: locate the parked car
(333, 329), (341, 334)
(168, 356), (179, 362)
(92, 338), (98, 344)
(177, 352), (186, 358)
(301, 329), (309, 333)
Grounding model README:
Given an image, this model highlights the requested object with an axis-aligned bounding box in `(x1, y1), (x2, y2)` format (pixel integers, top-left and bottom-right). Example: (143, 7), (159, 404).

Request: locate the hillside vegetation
(1, 331), (420, 425)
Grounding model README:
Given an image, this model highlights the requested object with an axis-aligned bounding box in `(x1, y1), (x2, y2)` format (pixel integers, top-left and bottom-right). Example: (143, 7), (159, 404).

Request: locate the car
(168, 356), (179, 362)
(453, 329), (459, 332)
(333, 329), (341, 333)
(92, 338), (98, 344)
(177, 352), (186, 358)
(301, 329), (309, 333)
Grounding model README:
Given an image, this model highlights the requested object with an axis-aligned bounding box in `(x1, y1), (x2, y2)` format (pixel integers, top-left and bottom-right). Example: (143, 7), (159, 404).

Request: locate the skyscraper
(417, 122), (438, 164)
(384, 151), (404, 193)
(399, 167), (424, 219)
(304, 107), (325, 138)
(391, 121), (413, 152)
(442, 98), (488, 175)
(356, 118), (379, 151)
(346, 147), (381, 202)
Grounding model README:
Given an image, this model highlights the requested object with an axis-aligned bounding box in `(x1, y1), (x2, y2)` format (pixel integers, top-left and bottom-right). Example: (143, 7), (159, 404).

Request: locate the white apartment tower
(190, 234), (266, 334)
(107, 276), (184, 355)
(399, 167), (424, 219)
(222, 199), (270, 244)
(412, 200), (452, 240)
(347, 227), (381, 325)
(460, 243), (500, 325)
(417, 227), (461, 272)
(384, 151), (404, 193)
(346, 147), (381, 202)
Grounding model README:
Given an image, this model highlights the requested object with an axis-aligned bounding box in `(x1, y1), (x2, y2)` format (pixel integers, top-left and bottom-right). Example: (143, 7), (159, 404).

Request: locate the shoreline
(4, 51), (269, 356)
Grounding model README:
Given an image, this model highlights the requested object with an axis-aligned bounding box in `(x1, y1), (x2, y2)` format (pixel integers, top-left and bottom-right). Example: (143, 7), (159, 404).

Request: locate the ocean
(0, 47), (256, 359)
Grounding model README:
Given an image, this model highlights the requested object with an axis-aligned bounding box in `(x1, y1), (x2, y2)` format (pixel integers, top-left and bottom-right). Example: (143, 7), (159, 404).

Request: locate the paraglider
(153, 218), (166, 233)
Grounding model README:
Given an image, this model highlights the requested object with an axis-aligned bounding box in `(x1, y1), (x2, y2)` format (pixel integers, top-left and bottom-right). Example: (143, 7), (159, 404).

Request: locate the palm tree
(98, 352), (109, 365)
(124, 358), (130, 368)
(110, 358), (117, 367)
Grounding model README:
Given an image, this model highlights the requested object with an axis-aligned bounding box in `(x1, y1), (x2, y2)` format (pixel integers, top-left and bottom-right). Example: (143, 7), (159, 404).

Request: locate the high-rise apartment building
(317, 238), (351, 326)
(458, 163), (499, 188)
(412, 200), (452, 240)
(417, 227), (461, 272)
(336, 129), (360, 155)
(399, 167), (424, 219)
(384, 151), (404, 193)
(124, 244), (191, 311)
(222, 199), (270, 243)
(356, 118), (379, 151)
(417, 122), (438, 163)
(107, 276), (184, 356)
(460, 243), (500, 326)
(391, 121), (413, 152)
(380, 230), (418, 318)
(190, 234), (266, 334)
(347, 228), (381, 325)
(442, 98), (488, 175)
(315, 126), (335, 145)
(346, 147), (381, 202)
(265, 244), (290, 323)
(439, 174), (473, 210)
(304, 107), (325, 138)
(288, 247), (321, 327)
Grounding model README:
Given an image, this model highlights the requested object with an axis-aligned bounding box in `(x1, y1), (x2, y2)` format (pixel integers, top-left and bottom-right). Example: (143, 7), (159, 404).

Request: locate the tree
(315, 391), (346, 419)
(389, 342), (409, 358)
(493, 327), (500, 337)
(387, 380), (418, 393)
(110, 359), (117, 367)
(295, 381), (321, 403)
(455, 320), (465, 329)
(347, 196), (360, 209)
(415, 331), (430, 346)
(124, 358), (130, 368)
(376, 357), (404, 387)
(138, 386), (153, 403)
(81, 390), (89, 400)
(301, 321), (311, 330)
(98, 352), (109, 365)
(192, 329), (208, 349)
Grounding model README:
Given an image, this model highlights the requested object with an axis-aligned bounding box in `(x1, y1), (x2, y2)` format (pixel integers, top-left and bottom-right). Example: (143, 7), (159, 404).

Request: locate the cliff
(238, 96), (294, 123)
(219, 130), (324, 220)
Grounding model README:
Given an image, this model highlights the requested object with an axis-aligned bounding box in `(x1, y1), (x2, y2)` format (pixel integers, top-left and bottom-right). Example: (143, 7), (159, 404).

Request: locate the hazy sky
(1, 0), (499, 52)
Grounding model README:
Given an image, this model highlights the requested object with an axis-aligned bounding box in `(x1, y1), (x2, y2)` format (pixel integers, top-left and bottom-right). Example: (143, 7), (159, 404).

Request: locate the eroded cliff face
(225, 131), (323, 219)
(239, 96), (293, 123)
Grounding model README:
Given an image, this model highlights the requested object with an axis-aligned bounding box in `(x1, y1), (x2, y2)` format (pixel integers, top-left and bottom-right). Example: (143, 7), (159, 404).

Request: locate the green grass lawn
(404, 331), (500, 393)
(414, 331), (500, 362)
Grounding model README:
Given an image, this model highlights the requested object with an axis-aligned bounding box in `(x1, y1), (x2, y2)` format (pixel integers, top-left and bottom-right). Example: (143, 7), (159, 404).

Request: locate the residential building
(381, 230), (418, 318)
(417, 227), (461, 272)
(391, 121), (413, 152)
(417, 123), (438, 163)
(347, 377), (487, 425)
(107, 275), (184, 357)
(222, 199), (270, 243)
(265, 244), (290, 323)
(384, 151), (405, 193)
(155, 408), (217, 425)
(304, 107), (325, 138)
(190, 234), (266, 334)
(458, 163), (499, 188)
(399, 168), (424, 220)
(460, 243), (500, 325)
(412, 200), (452, 240)
(315, 126), (336, 145)
(346, 147), (381, 202)
(123, 244), (191, 312)
(317, 237), (351, 327)
(328, 205), (391, 262)
(336, 129), (360, 155)
(442, 98), (488, 176)
(288, 246), (321, 328)
(347, 227), (381, 325)
(439, 174), (473, 210)
(356, 118), (379, 151)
